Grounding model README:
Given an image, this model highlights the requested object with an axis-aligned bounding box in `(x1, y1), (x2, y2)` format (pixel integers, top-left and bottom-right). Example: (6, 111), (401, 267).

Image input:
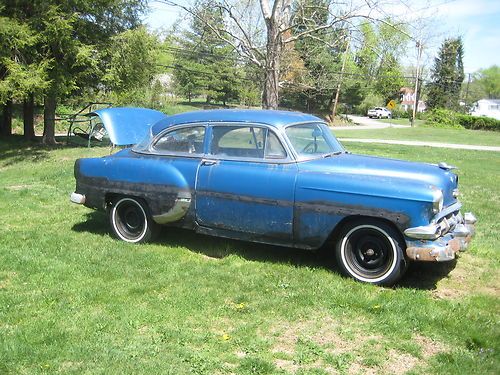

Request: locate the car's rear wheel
(335, 219), (407, 286)
(109, 197), (158, 243)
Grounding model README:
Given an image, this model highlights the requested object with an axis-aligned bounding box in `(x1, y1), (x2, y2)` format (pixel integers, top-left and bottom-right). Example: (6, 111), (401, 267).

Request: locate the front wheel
(108, 197), (158, 243)
(334, 220), (407, 286)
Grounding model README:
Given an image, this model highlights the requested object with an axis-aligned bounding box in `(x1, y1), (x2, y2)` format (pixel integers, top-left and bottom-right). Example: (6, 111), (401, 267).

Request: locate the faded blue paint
(151, 109), (321, 135)
(196, 160), (297, 241)
(91, 107), (167, 146)
(73, 108), (464, 251)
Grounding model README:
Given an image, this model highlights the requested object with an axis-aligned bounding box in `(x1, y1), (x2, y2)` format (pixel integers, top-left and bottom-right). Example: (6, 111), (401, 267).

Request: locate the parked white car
(367, 107), (392, 119)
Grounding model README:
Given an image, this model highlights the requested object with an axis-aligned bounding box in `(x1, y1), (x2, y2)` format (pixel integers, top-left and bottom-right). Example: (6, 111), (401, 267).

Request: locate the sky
(144, 0), (500, 74)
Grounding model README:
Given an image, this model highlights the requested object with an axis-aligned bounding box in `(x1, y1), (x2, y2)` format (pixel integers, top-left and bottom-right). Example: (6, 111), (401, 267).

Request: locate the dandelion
(222, 333), (230, 341)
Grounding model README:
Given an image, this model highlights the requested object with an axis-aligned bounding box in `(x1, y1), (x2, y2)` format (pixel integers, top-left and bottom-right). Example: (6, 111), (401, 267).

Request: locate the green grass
(0, 137), (498, 374)
(333, 126), (500, 147)
(378, 118), (426, 127)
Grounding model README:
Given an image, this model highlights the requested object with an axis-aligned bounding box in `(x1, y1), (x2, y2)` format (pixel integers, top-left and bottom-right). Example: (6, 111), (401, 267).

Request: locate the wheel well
(104, 193), (148, 209)
(326, 215), (405, 247)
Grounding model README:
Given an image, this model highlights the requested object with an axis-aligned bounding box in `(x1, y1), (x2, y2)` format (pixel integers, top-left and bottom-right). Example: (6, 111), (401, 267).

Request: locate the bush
(425, 108), (500, 131)
(391, 107), (411, 119)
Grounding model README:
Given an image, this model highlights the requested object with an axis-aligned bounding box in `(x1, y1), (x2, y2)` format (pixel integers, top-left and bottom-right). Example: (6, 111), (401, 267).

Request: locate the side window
(211, 126), (265, 158)
(265, 131), (287, 159)
(153, 126), (205, 154)
(210, 126), (287, 160)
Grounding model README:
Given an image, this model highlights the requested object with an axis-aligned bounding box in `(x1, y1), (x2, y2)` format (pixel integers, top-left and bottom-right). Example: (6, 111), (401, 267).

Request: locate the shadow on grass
(400, 260), (457, 290)
(72, 211), (335, 271)
(0, 135), (50, 165)
(72, 211), (455, 289)
(0, 135), (112, 166)
(72, 211), (110, 236)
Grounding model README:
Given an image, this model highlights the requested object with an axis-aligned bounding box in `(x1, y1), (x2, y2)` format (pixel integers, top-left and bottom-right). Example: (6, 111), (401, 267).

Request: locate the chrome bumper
(405, 212), (476, 262)
(70, 192), (86, 205)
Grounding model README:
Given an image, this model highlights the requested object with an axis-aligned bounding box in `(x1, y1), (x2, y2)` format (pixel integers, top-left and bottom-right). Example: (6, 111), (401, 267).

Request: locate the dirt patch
(414, 334), (448, 357)
(432, 254), (499, 300)
(382, 350), (418, 375)
(0, 272), (17, 290)
(348, 362), (377, 375)
(274, 358), (299, 373)
(268, 315), (448, 374)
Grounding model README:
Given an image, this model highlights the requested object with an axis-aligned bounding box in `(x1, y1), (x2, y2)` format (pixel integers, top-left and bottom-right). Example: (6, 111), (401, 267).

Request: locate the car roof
(151, 109), (323, 136)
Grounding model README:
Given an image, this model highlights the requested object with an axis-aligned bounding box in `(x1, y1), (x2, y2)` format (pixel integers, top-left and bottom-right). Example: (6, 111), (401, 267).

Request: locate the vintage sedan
(71, 108), (476, 285)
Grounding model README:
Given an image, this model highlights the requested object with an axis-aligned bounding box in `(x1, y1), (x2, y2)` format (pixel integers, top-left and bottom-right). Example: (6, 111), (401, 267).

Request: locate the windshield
(285, 123), (344, 158)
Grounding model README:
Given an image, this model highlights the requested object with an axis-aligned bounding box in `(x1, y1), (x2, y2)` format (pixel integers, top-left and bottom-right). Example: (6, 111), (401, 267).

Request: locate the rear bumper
(70, 192), (86, 205)
(405, 212), (476, 262)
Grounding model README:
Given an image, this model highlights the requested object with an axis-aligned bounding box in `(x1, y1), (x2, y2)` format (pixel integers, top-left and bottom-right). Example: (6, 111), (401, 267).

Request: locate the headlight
(432, 189), (444, 214)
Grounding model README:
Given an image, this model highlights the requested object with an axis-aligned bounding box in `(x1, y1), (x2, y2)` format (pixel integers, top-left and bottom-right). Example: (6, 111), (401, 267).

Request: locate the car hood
(299, 153), (458, 205)
(89, 107), (167, 146)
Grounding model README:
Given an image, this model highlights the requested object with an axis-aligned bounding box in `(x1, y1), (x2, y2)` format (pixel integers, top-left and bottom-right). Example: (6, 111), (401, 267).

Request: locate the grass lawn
(0, 137), (498, 374)
(378, 118), (426, 127)
(333, 126), (500, 147)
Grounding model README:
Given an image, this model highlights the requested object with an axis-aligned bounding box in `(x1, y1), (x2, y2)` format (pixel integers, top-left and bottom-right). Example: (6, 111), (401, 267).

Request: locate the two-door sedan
(71, 108), (476, 285)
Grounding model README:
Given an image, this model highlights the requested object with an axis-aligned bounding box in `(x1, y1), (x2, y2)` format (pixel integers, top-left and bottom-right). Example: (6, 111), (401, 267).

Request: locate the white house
(399, 87), (426, 112)
(470, 99), (500, 120)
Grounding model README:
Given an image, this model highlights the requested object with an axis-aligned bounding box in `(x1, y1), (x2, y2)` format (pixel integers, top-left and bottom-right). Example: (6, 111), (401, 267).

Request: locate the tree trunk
(262, 22), (281, 110)
(42, 95), (57, 145)
(23, 94), (36, 141)
(1, 100), (13, 137)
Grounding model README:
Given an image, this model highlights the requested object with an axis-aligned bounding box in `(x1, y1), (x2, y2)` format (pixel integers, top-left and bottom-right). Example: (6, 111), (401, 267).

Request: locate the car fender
(75, 155), (191, 223)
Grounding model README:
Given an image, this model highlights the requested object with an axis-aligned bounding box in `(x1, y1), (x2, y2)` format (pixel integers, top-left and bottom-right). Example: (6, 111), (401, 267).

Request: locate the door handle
(201, 159), (218, 166)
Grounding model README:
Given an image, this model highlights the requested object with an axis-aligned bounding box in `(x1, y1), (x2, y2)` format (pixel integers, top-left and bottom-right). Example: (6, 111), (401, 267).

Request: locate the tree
(472, 65), (500, 99)
(172, 2), (244, 105)
(103, 26), (161, 104)
(162, 0), (365, 109)
(1, 0), (147, 144)
(427, 37), (465, 109)
(0, 8), (48, 138)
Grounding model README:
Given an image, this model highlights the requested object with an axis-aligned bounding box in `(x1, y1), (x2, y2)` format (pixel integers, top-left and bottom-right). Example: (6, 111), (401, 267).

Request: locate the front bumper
(405, 212), (476, 262)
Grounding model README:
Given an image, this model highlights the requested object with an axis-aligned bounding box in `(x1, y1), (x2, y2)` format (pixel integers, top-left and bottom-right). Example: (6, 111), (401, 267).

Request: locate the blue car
(71, 108), (476, 285)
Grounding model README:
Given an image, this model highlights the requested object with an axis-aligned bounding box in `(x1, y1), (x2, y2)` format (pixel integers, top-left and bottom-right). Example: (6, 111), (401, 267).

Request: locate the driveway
(334, 115), (410, 129)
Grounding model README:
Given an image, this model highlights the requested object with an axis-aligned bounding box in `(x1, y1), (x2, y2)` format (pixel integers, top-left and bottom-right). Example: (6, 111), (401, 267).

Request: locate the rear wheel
(108, 197), (158, 243)
(335, 219), (407, 286)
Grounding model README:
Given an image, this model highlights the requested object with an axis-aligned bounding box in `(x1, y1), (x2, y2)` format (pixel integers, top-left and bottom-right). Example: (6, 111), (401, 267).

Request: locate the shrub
(425, 108), (500, 131)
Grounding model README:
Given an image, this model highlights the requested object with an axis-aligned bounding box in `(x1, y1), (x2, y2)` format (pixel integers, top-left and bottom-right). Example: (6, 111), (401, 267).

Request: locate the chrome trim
(152, 193), (192, 224)
(405, 210), (476, 262)
(432, 201), (462, 223)
(464, 212), (477, 224)
(70, 192), (86, 205)
(431, 188), (444, 214)
(136, 122), (297, 164)
(437, 162), (457, 170)
(404, 224), (441, 240)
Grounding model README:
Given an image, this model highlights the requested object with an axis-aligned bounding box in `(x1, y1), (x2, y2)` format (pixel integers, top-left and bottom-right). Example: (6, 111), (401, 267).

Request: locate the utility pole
(331, 36), (351, 119)
(464, 72), (472, 107)
(411, 40), (423, 127)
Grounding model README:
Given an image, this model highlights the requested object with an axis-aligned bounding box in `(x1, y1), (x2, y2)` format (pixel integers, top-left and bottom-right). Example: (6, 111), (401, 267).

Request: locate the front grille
(437, 210), (462, 236)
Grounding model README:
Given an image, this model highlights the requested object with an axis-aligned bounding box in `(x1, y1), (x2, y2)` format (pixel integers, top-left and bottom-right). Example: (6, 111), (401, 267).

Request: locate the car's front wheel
(108, 196), (158, 243)
(335, 219), (407, 286)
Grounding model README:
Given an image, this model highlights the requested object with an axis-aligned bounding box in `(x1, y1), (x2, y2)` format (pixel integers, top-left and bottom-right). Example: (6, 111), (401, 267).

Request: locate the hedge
(425, 108), (500, 131)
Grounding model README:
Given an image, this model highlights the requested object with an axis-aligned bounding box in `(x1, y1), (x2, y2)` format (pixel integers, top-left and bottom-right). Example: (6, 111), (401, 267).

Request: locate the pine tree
(427, 37), (465, 109)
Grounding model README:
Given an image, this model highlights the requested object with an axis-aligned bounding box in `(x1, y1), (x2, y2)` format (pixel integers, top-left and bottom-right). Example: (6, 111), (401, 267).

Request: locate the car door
(195, 124), (297, 244)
